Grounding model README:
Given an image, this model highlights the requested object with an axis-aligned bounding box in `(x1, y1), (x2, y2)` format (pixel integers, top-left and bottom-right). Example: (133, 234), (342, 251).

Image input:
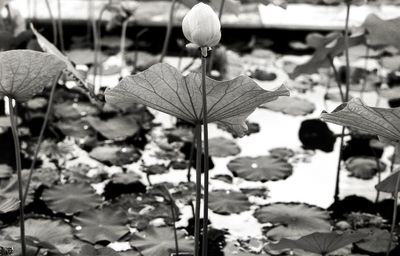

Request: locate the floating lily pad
(254, 203), (331, 240)
(111, 172), (142, 185)
(270, 231), (367, 254)
(0, 50), (66, 102)
(89, 145), (141, 166)
(209, 190), (251, 215)
(77, 244), (122, 256)
(268, 148), (295, 160)
(261, 97), (315, 116)
(227, 156), (293, 182)
(56, 119), (95, 138)
(72, 207), (129, 244)
(0, 195), (19, 214)
(86, 115), (139, 140)
(355, 228), (397, 254)
(143, 164), (169, 175)
(345, 157), (386, 180)
(2, 218), (75, 254)
(42, 183), (103, 215)
(129, 226), (194, 256)
(209, 137), (241, 157)
(54, 101), (99, 120)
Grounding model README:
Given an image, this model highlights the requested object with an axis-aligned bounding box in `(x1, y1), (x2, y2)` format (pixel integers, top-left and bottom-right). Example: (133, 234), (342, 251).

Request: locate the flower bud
(182, 3), (221, 50)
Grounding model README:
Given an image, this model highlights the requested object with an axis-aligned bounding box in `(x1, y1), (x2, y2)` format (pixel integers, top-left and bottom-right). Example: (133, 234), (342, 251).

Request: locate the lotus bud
(182, 2), (221, 57)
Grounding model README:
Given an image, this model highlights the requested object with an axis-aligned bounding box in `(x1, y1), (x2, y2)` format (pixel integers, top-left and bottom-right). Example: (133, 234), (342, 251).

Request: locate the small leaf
(130, 226), (194, 256)
(227, 156), (293, 182)
(254, 203), (331, 240)
(42, 183), (103, 215)
(209, 137), (241, 157)
(320, 98), (400, 143)
(89, 144), (141, 166)
(270, 231), (368, 254)
(105, 63), (289, 137)
(0, 50), (66, 102)
(209, 190), (251, 215)
(86, 115), (140, 140)
(375, 170), (400, 193)
(362, 14), (400, 50)
(261, 96), (315, 116)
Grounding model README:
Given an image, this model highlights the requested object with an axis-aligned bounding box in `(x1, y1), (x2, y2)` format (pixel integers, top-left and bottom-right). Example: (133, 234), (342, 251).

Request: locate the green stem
(194, 124), (202, 256)
(386, 170), (400, 256)
(9, 99), (26, 256)
(23, 74), (60, 204)
(201, 54), (209, 256)
(328, 55), (344, 102)
(187, 131), (196, 182)
(344, 3), (351, 102)
(44, 0), (58, 46)
(163, 185), (180, 256)
(57, 0), (64, 52)
(160, 0), (177, 63)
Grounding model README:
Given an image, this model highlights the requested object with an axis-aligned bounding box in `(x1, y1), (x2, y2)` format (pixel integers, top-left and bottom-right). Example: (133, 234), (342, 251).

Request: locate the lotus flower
(0, 50), (66, 102)
(105, 63), (289, 137)
(182, 3), (221, 50)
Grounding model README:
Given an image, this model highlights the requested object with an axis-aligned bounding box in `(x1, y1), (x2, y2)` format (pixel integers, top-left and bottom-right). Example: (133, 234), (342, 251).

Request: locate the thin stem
(57, 0), (64, 52)
(23, 74), (60, 204)
(91, 16), (99, 92)
(344, 3), (351, 102)
(360, 46), (369, 100)
(194, 124), (202, 256)
(44, 0), (58, 46)
(163, 185), (179, 256)
(386, 170), (400, 256)
(201, 55), (209, 256)
(9, 99), (26, 256)
(187, 133), (196, 182)
(328, 55), (344, 102)
(160, 0), (177, 62)
(120, 19), (129, 76)
(334, 127), (345, 202)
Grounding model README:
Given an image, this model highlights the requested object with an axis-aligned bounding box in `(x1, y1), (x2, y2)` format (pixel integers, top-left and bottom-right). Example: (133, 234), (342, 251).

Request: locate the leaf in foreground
(320, 98), (400, 143)
(270, 231), (367, 254)
(130, 226), (194, 256)
(105, 63), (289, 137)
(0, 50), (66, 102)
(254, 203), (331, 240)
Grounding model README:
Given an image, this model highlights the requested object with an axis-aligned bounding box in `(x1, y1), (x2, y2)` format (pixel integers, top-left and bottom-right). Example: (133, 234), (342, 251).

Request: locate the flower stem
(44, 0), (58, 46)
(327, 54), (344, 102)
(201, 54), (209, 256)
(163, 185), (179, 256)
(23, 74), (60, 204)
(386, 169), (400, 256)
(8, 99), (26, 256)
(344, 2), (351, 102)
(187, 133), (196, 182)
(160, 0), (177, 62)
(194, 124), (202, 256)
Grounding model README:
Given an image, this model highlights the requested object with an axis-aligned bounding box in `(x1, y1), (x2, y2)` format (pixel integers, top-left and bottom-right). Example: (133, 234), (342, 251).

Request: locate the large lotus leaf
(270, 231), (367, 254)
(0, 50), (65, 102)
(72, 207), (129, 244)
(254, 203), (331, 240)
(227, 156), (293, 182)
(42, 183), (103, 215)
(375, 170), (400, 193)
(2, 218), (75, 254)
(320, 98), (400, 143)
(130, 226), (194, 256)
(208, 190), (251, 215)
(291, 34), (365, 78)
(345, 157), (386, 180)
(209, 137), (241, 157)
(31, 24), (86, 86)
(86, 115), (140, 140)
(355, 228), (397, 253)
(261, 97), (315, 116)
(362, 14), (400, 50)
(105, 63), (289, 137)
(0, 195), (19, 214)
